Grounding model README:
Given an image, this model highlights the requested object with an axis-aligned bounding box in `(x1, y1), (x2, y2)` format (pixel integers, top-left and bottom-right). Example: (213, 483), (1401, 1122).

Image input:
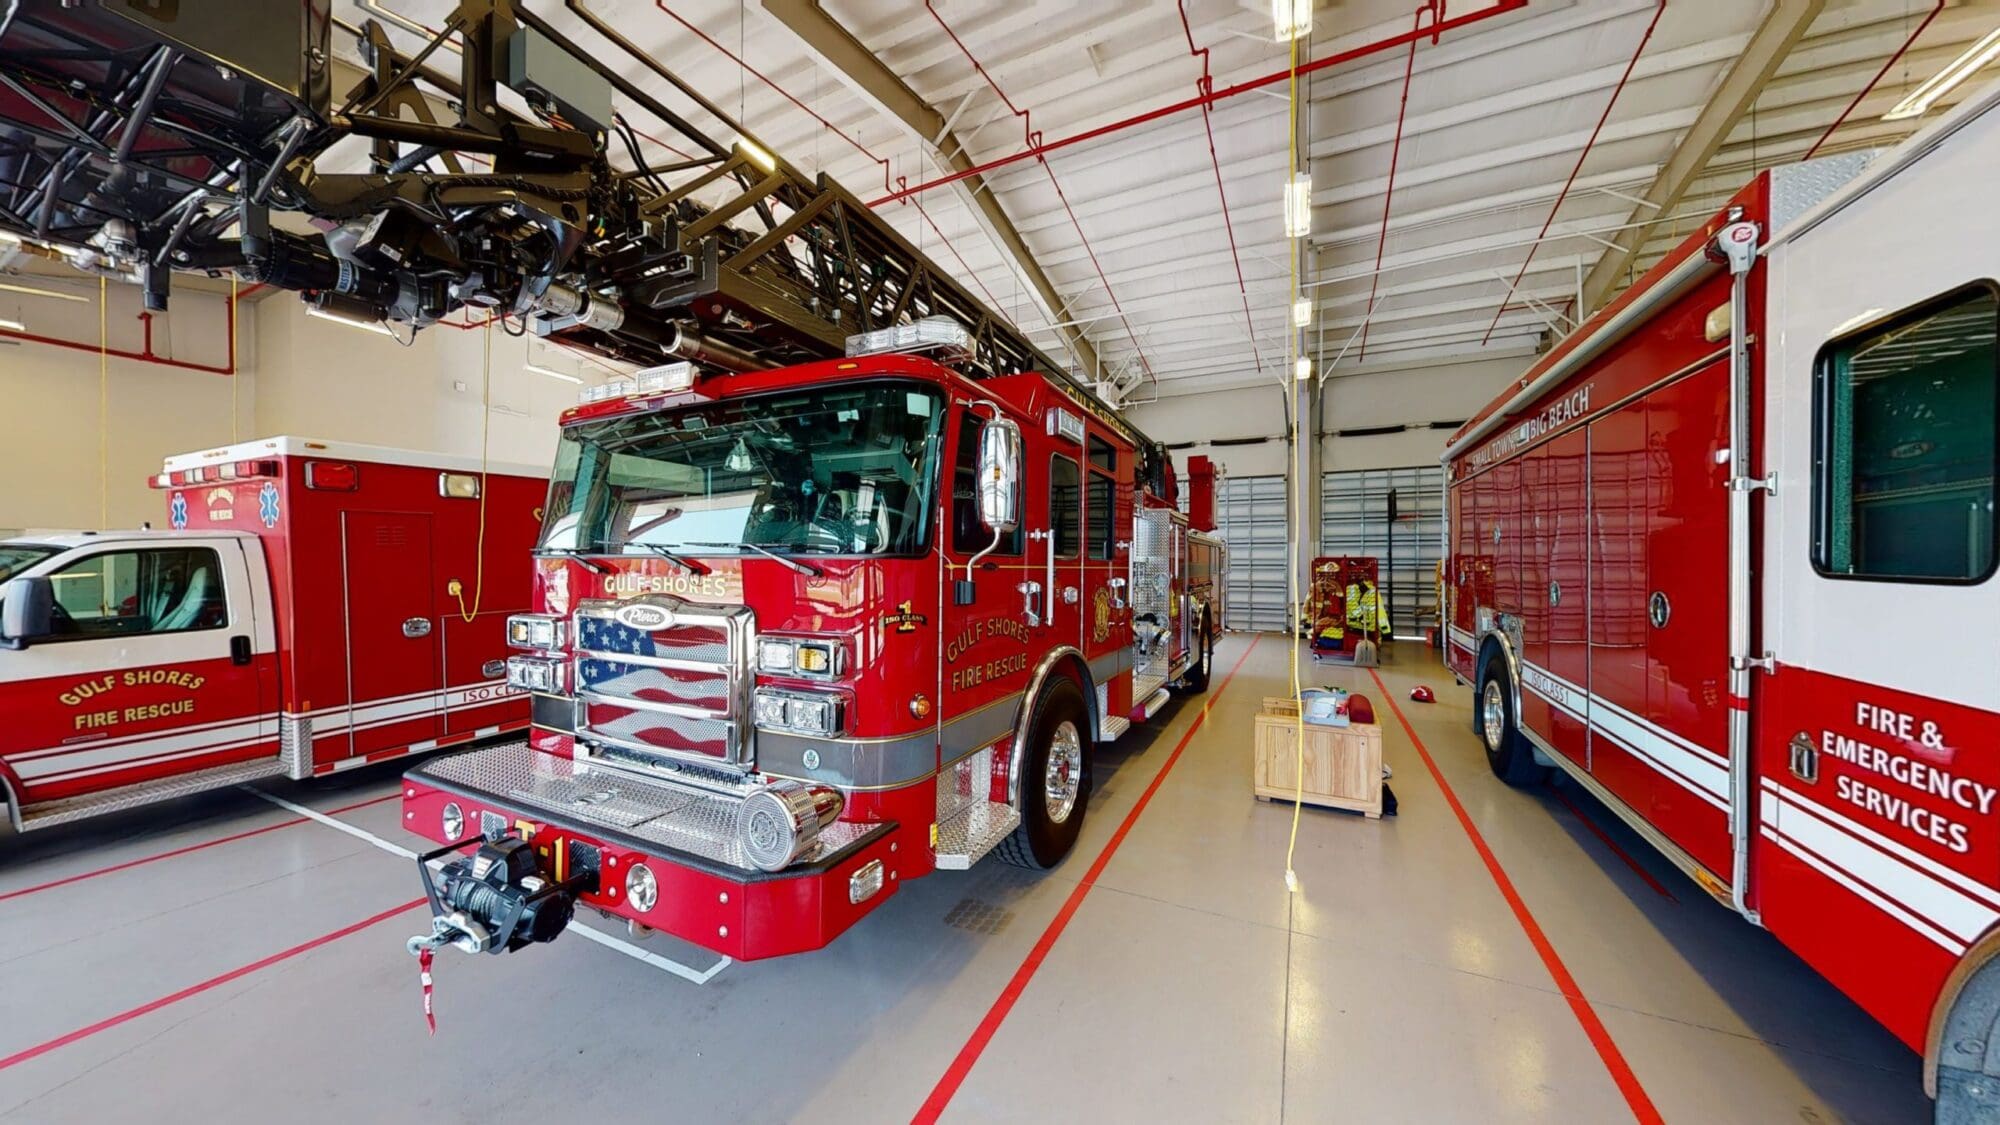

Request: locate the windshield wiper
(537, 547), (610, 575)
(631, 543), (711, 574)
(686, 541), (822, 578)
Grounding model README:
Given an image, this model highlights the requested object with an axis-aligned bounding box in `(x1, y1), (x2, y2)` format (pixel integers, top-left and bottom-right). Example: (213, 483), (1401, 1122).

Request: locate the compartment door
(338, 511), (441, 763)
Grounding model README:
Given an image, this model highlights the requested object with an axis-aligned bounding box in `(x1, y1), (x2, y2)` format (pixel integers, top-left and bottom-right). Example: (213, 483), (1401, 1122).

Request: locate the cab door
(335, 511), (442, 765)
(1046, 452), (1085, 651)
(2, 539), (269, 803)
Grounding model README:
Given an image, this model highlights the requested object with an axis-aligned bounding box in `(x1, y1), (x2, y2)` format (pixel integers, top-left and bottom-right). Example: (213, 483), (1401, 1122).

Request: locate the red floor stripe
(1370, 669), (1664, 1125)
(0, 896), (427, 1072)
(0, 791), (401, 904)
(1552, 790), (1679, 903)
(912, 636), (1261, 1123)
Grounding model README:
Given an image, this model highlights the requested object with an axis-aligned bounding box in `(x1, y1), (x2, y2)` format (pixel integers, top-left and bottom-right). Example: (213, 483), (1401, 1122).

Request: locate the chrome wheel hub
(1481, 680), (1506, 751)
(1044, 720), (1084, 824)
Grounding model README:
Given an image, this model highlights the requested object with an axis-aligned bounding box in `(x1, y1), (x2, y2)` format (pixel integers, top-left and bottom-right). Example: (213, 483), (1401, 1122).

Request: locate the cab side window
(1051, 455), (1081, 559)
(1087, 436), (1116, 561)
(1815, 284), (1998, 582)
(951, 412), (1023, 555)
(47, 547), (229, 638)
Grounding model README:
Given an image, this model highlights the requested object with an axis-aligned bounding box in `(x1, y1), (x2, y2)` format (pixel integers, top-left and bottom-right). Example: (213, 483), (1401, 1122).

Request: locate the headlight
(625, 863), (659, 913)
(507, 614), (564, 649)
(751, 688), (845, 736)
(756, 636), (842, 678)
(506, 655), (567, 693)
(442, 801), (464, 842)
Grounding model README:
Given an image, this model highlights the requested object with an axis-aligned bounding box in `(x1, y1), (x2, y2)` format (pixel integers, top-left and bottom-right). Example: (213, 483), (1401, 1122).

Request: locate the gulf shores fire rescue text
(0, 438), (541, 830)
(1443, 84), (2000, 1110)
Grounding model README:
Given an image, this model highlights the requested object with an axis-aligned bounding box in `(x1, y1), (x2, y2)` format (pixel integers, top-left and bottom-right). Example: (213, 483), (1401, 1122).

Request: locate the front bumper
(402, 741), (902, 960)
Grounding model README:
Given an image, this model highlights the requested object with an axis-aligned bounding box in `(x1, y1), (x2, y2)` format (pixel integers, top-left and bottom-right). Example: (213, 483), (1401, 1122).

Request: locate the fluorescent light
(305, 304), (394, 336)
(1283, 172), (1312, 238)
(0, 281), (86, 303)
(1294, 356), (1311, 381)
(0, 317), (22, 332)
(1883, 27), (2000, 121)
(1272, 0), (1311, 42)
(525, 362), (584, 384)
(737, 138), (778, 173)
(1292, 299), (1312, 328)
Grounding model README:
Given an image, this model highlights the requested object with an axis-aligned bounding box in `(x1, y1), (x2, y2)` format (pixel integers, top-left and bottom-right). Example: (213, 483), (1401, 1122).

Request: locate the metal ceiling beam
(1578, 0), (1825, 315)
(754, 0), (1102, 379)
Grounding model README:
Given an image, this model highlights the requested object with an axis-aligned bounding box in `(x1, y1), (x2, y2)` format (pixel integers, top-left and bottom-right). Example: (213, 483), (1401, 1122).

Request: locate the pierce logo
(613, 603), (673, 630)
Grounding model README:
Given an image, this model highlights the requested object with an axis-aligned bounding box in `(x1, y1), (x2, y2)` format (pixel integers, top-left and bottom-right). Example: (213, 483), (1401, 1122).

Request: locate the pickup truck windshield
(0, 542), (58, 584)
(539, 381), (946, 558)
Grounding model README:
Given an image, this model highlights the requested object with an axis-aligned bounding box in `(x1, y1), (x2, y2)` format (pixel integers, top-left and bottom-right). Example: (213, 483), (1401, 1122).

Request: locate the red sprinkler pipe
(872, 0), (1530, 208)
(926, 1), (1154, 387)
(653, 2), (1014, 318)
(0, 292), (237, 375)
(1480, 0), (1661, 344)
(1802, 0), (1943, 161)
(1358, 4), (1436, 362)
(1177, 0), (1263, 375)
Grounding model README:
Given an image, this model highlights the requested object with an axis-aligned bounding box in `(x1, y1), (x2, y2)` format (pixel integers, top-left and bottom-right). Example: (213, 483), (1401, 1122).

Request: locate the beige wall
(0, 280), (251, 533)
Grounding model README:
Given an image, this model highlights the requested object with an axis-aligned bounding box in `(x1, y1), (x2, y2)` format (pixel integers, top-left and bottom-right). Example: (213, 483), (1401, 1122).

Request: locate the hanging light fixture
(1283, 172), (1313, 238)
(1271, 0), (1311, 42)
(1882, 26), (2000, 121)
(1292, 299), (1312, 328)
(1294, 356), (1311, 382)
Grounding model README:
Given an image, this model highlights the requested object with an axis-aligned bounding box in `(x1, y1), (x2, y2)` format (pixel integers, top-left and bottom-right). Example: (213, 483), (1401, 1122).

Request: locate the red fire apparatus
(400, 345), (1225, 962)
(0, 437), (540, 831)
(1444, 83), (2000, 1117)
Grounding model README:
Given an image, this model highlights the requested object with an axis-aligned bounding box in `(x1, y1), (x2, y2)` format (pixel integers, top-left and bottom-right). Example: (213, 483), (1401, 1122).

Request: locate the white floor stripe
(242, 786), (729, 985)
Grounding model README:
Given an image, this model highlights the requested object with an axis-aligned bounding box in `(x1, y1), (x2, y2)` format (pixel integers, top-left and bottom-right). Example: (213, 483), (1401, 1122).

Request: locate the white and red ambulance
(0, 437), (543, 832)
(1443, 79), (2000, 1118)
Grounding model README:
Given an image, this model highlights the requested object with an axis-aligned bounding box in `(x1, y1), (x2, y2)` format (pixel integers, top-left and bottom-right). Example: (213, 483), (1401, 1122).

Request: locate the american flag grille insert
(573, 599), (753, 769)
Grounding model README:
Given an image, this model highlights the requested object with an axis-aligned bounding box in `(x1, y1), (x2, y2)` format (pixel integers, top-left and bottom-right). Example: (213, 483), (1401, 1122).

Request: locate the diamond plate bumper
(402, 742), (905, 960)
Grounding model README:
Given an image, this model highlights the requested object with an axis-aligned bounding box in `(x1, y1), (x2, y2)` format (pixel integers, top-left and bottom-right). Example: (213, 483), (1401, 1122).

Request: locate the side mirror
(976, 418), (1023, 532)
(0, 576), (53, 648)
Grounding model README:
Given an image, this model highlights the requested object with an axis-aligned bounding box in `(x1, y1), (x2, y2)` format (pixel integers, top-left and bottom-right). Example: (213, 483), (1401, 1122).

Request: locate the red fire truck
(0, 437), (540, 832)
(1443, 83), (2000, 1117)
(399, 345), (1225, 962)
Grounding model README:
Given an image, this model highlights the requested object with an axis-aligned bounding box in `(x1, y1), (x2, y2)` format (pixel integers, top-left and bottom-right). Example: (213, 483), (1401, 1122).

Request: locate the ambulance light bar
(149, 460), (281, 488)
(845, 317), (972, 361)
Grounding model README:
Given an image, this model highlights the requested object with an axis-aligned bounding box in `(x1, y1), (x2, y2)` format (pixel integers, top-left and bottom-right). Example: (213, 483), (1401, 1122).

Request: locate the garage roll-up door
(1319, 465), (1444, 639)
(1216, 474), (1289, 632)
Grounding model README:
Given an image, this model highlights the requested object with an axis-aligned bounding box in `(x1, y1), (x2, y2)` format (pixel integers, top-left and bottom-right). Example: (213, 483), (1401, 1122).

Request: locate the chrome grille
(572, 598), (754, 771)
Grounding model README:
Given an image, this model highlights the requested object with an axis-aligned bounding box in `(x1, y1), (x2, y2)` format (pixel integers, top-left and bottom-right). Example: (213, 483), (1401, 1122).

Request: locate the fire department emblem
(257, 481), (281, 528)
(1091, 588), (1112, 644)
(205, 487), (234, 521)
(882, 600), (927, 634)
(168, 491), (188, 529)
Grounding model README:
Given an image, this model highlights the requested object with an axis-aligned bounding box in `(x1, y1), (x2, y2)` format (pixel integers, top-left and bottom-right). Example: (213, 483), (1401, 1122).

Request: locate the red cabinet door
(336, 511), (441, 763)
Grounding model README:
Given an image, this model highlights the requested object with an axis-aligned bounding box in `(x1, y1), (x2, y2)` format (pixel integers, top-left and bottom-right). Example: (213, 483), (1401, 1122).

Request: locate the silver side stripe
(1517, 667), (1728, 809)
(13, 716), (279, 781)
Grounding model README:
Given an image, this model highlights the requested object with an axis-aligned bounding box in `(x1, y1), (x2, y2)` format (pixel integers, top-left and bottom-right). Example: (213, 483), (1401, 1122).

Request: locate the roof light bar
(844, 316), (973, 361)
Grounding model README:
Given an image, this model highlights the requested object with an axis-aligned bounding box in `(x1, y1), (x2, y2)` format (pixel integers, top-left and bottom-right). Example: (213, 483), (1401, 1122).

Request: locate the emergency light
(844, 316), (972, 362)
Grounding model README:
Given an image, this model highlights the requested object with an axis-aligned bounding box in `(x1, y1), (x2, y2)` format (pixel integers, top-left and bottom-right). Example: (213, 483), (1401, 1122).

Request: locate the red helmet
(1409, 685), (1436, 703)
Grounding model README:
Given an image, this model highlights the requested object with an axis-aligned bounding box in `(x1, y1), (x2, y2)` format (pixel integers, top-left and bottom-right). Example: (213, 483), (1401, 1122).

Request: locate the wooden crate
(1253, 709), (1384, 818)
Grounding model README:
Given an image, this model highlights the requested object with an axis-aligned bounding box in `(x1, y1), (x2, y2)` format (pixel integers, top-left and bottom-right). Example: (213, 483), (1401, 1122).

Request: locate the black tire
(996, 677), (1090, 870)
(1177, 613), (1212, 694)
(1478, 660), (1548, 788)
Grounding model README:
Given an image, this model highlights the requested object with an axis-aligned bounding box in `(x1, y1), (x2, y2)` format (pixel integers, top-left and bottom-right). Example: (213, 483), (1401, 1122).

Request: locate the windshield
(540, 381), (947, 557)
(0, 542), (58, 585)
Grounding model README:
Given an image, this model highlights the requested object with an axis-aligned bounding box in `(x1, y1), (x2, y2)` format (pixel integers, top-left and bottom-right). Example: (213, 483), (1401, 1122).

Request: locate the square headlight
(753, 691), (790, 728)
(757, 639), (796, 674)
(506, 655), (566, 693)
(507, 614), (563, 649)
(788, 695), (834, 733)
(795, 642), (833, 675)
(752, 689), (844, 736)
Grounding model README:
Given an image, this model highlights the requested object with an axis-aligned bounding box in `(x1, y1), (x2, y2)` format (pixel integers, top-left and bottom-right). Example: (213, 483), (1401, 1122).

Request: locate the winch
(407, 836), (597, 957)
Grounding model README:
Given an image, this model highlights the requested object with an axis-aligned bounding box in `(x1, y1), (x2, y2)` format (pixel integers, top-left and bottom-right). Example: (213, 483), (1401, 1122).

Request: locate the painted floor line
(242, 785), (729, 985)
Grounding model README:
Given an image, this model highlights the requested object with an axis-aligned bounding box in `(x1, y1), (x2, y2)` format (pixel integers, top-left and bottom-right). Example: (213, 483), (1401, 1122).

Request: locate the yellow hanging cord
(453, 318), (494, 623)
(229, 275), (239, 441)
(98, 276), (108, 529)
(1284, 32), (1307, 896)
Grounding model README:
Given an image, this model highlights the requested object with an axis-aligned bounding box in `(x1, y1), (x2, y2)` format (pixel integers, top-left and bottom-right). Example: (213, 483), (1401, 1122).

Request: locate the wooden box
(1253, 706), (1384, 818)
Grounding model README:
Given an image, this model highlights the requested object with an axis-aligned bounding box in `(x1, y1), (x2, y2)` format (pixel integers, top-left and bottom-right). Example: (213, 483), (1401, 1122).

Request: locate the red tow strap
(418, 947), (437, 1035)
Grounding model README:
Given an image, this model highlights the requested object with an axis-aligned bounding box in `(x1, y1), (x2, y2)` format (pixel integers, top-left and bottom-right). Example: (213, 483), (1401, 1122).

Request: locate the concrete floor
(0, 636), (1930, 1123)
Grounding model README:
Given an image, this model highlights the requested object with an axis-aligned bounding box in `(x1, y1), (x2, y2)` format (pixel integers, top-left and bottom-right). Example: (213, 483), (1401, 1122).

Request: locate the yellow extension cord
(451, 318), (494, 623)
(1284, 34), (1307, 895)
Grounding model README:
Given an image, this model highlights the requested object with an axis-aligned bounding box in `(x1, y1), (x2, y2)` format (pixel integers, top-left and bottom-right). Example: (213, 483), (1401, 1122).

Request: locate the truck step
(1097, 715), (1132, 742)
(1139, 687), (1172, 721)
(19, 758), (287, 832)
(934, 799), (1021, 870)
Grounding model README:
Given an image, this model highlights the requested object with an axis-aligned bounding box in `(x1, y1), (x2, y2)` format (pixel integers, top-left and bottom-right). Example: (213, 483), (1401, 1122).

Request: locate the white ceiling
(340, 0), (2000, 401)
